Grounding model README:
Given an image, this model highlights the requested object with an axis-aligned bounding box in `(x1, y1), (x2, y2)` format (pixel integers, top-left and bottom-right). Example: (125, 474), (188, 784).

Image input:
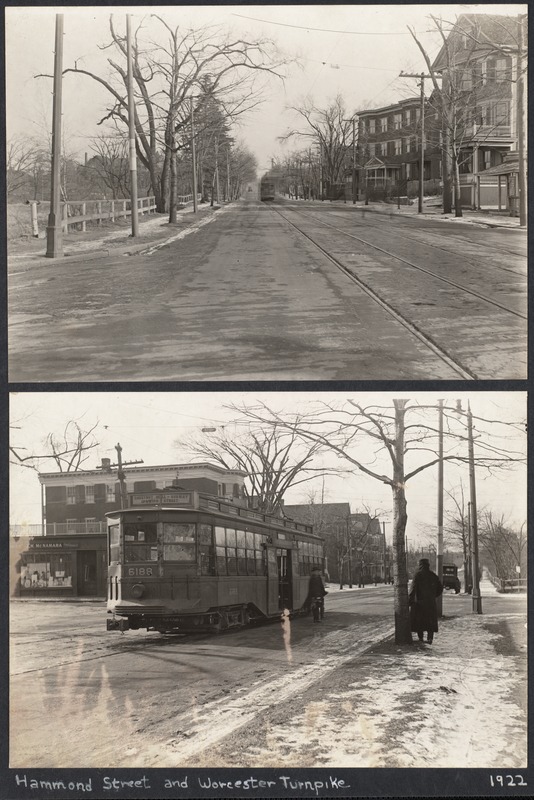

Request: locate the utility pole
(352, 118), (357, 204)
(126, 15), (139, 237)
(347, 519), (353, 589)
(467, 500), (473, 594)
(467, 404), (482, 614)
(400, 72), (430, 213)
(45, 14), (64, 258)
(382, 520), (388, 582)
(108, 444), (144, 509)
(226, 150), (231, 202)
(517, 14), (527, 227)
(436, 399), (444, 616)
(215, 134), (220, 205)
(190, 98), (198, 213)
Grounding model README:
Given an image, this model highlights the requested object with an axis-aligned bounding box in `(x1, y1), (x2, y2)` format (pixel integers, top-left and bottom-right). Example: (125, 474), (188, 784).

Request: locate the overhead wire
(231, 14), (433, 35)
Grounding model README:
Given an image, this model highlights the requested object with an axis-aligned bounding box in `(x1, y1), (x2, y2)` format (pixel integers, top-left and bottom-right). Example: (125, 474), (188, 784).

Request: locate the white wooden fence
(28, 193), (201, 237)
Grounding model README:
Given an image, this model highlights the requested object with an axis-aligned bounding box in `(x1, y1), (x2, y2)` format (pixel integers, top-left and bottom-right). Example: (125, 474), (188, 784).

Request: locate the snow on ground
(229, 611), (527, 769)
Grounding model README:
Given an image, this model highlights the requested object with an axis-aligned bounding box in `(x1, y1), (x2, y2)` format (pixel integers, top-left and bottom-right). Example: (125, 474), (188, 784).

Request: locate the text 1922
(490, 775), (527, 788)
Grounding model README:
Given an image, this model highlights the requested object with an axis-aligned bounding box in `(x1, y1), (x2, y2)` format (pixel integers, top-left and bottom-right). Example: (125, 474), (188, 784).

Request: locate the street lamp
(455, 400), (482, 614)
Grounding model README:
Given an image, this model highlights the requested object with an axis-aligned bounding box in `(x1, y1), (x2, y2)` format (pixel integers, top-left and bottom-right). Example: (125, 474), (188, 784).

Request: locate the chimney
(101, 458), (111, 473)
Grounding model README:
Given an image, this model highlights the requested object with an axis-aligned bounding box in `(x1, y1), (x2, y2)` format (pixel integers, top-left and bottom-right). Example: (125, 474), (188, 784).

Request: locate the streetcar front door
(277, 549), (293, 611)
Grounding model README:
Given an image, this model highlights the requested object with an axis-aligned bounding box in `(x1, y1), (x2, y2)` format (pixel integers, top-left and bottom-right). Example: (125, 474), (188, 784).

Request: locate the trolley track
(279, 205), (526, 320)
(265, 203), (526, 379)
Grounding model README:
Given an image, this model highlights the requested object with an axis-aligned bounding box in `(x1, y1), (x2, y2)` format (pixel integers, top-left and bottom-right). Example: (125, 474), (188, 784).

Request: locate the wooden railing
(28, 193), (201, 237)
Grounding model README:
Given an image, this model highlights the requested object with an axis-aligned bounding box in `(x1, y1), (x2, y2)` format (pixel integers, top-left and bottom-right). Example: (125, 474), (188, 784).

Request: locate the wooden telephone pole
(45, 14), (64, 258)
(399, 72), (431, 213)
(104, 444), (144, 509)
(126, 15), (139, 237)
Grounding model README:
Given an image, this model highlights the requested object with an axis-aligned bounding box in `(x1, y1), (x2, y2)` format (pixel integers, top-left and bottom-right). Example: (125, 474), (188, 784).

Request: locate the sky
(9, 391), (527, 549)
(5, 3), (526, 174)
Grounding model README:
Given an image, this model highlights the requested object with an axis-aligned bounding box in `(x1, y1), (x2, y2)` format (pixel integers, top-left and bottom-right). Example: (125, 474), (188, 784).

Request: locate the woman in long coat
(409, 558), (443, 644)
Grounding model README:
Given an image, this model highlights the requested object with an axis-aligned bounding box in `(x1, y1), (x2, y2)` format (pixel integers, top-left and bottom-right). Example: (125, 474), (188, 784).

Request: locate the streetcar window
(246, 551), (256, 575)
(237, 548), (247, 575)
(162, 523), (195, 561)
(198, 524), (213, 544)
(109, 525), (120, 563)
(236, 529), (246, 548)
(199, 545), (215, 575)
(255, 550), (265, 575)
(226, 528), (236, 547)
(124, 523), (157, 541)
(245, 530), (254, 549)
(216, 546), (227, 575)
(215, 526), (225, 545)
(227, 550), (237, 575)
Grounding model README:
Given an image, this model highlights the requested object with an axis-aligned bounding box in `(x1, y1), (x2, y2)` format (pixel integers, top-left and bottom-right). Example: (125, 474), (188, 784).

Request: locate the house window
(394, 139), (402, 155)
(67, 486), (76, 505)
(494, 102), (510, 126)
(414, 107), (421, 121)
(368, 142), (375, 157)
(368, 119), (375, 134)
(404, 110), (411, 125)
(66, 518), (77, 531)
(495, 58), (510, 82)
(85, 517), (99, 533)
(403, 137), (410, 153)
(106, 485), (115, 503)
(85, 485), (95, 504)
(375, 143), (382, 157)
(380, 116), (388, 133)
(394, 113), (402, 130)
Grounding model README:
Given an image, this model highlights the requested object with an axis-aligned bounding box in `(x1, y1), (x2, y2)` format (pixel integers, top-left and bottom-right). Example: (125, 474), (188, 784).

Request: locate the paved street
(8, 200), (526, 382)
(10, 585), (526, 769)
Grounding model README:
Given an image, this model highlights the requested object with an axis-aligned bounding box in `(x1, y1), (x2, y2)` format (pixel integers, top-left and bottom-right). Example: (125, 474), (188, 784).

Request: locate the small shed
(478, 153), (522, 216)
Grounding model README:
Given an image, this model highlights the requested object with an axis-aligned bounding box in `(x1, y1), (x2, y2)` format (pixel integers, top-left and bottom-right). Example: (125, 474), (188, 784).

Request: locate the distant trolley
(106, 486), (324, 633)
(260, 178), (276, 201)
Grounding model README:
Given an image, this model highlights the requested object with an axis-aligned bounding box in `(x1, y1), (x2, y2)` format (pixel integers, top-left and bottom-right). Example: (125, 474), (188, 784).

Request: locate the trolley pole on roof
(45, 14), (64, 258)
(126, 14), (139, 237)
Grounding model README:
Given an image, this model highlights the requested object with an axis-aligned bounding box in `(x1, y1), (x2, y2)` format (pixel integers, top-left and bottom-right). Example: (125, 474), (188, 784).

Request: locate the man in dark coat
(304, 567), (327, 619)
(409, 558), (443, 644)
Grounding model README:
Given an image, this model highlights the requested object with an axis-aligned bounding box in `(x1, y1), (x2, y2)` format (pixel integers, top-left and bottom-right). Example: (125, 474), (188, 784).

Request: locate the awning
(479, 161), (521, 177)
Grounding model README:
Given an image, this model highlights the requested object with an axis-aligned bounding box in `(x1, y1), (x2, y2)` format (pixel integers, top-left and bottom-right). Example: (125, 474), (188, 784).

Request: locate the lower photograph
(7, 391), (528, 795)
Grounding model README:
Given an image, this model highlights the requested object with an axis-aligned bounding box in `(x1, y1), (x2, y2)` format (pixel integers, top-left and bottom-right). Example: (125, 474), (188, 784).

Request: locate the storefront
(19, 534), (107, 598)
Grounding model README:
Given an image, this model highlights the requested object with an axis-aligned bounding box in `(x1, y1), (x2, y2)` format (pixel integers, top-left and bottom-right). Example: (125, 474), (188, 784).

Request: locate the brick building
(16, 462), (246, 598)
(355, 96), (442, 200)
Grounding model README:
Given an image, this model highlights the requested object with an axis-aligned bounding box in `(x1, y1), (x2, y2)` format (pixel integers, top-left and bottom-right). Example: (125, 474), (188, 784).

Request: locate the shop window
(162, 522), (195, 561)
(21, 554), (73, 588)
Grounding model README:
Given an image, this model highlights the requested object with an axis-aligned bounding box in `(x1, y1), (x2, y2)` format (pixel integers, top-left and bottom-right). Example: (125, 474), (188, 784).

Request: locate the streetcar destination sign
(131, 491), (193, 506)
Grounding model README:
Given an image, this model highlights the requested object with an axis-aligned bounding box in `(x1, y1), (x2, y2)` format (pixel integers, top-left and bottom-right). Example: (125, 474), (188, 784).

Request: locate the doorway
(277, 548), (292, 610)
(77, 551), (97, 596)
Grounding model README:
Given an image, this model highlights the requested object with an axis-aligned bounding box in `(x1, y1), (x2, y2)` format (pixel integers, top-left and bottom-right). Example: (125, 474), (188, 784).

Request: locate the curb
(8, 206), (223, 269)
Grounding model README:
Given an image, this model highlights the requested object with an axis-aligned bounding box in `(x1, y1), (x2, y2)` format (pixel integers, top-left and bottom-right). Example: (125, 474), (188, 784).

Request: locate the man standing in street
(409, 558), (443, 644)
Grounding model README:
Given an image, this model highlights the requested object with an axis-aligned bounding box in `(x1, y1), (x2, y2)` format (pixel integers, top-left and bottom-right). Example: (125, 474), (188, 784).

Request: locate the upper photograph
(6, 4), (527, 382)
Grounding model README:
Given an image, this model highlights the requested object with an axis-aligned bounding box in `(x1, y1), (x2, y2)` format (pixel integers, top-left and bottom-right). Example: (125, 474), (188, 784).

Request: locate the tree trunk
(452, 153), (463, 217)
(392, 400), (412, 644)
(169, 146), (177, 224)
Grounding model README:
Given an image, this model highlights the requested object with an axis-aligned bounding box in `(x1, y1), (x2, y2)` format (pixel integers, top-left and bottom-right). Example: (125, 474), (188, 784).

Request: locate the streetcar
(106, 485), (324, 633)
(260, 178), (276, 201)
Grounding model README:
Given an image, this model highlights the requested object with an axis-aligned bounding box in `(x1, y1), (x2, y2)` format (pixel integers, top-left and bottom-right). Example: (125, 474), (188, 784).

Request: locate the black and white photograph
(5, 4), (527, 382)
(2, 3), (531, 799)
(8, 392), (528, 779)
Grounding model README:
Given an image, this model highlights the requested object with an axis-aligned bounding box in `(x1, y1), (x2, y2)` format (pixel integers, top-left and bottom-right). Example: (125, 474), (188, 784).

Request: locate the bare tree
(10, 420), (100, 473)
(176, 424), (340, 515)
(231, 399), (525, 644)
(37, 15), (288, 213)
(87, 134), (130, 199)
(479, 512), (527, 583)
(280, 95), (356, 198)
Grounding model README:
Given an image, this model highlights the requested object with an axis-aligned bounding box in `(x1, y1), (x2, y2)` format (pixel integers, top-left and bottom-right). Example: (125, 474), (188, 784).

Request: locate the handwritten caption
(15, 774), (350, 796)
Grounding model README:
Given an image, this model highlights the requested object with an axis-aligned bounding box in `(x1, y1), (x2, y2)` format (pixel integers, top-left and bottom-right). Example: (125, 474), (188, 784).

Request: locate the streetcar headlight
(130, 583), (145, 599)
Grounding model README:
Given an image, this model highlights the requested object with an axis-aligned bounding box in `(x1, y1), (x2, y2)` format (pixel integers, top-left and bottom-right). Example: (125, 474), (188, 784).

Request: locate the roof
(284, 503), (351, 525)
(38, 461), (247, 482)
(432, 14), (521, 72)
(358, 97), (421, 118)
(479, 160), (521, 176)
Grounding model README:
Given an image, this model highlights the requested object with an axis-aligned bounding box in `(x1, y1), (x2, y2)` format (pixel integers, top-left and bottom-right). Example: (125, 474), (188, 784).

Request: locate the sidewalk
(290, 196), (525, 230)
(222, 578), (528, 769)
(7, 201), (229, 271)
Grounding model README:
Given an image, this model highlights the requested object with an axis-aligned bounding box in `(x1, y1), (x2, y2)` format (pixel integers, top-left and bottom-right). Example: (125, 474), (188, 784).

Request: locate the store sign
(131, 492), (193, 506)
(29, 541), (79, 550)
